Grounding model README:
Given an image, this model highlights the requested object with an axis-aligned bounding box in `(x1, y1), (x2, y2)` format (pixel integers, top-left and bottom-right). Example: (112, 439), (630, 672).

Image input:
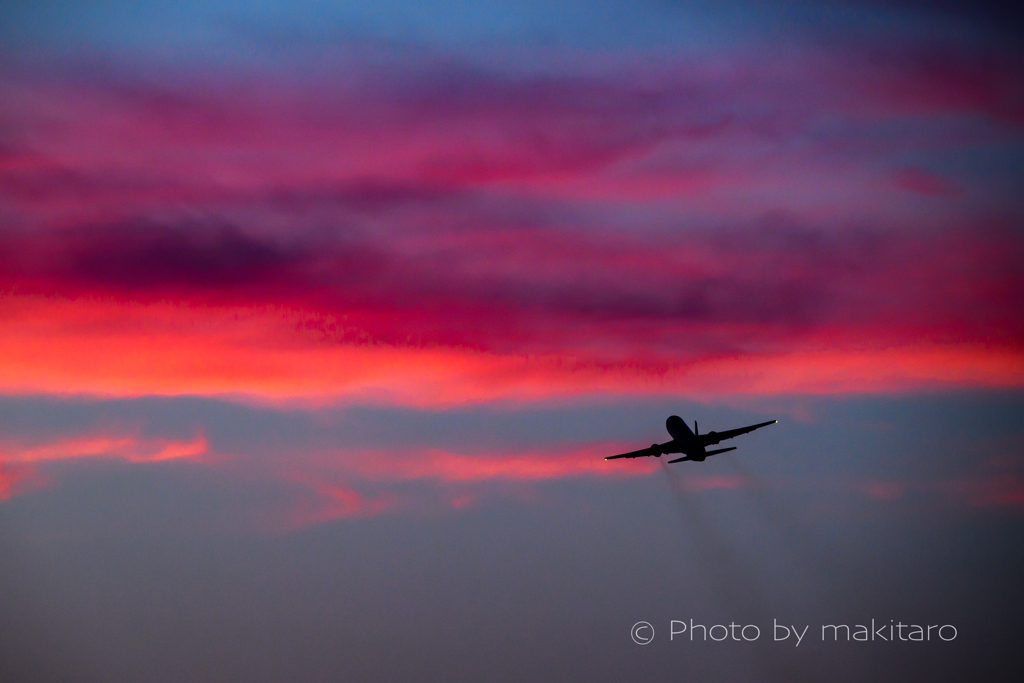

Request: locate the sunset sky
(1, 2), (1022, 681)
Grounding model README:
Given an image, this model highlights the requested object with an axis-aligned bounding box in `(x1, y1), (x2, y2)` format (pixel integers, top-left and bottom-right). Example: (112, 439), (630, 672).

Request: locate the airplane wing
(606, 445), (661, 460)
(701, 420), (776, 446)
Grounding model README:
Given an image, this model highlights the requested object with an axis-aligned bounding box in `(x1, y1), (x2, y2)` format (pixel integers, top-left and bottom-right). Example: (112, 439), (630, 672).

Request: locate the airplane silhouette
(606, 415), (776, 463)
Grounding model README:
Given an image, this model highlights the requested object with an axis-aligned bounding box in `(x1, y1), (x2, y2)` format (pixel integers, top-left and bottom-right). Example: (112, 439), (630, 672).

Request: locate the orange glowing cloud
(1, 294), (1020, 405)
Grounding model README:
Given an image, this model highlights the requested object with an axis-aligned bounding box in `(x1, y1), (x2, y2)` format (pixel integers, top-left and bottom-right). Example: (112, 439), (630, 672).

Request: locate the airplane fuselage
(647, 416), (708, 460)
(647, 440), (707, 461)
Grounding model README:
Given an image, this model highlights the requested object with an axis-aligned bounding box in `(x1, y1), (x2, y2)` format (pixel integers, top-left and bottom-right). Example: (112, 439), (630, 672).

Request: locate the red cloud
(0, 50), (1020, 404)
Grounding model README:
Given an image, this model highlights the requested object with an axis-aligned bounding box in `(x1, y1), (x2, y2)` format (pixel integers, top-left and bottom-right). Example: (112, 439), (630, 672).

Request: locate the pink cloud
(0, 431), (206, 503)
(856, 479), (905, 501)
(1, 49), (1018, 215)
(346, 446), (657, 482)
(933, 476), (1024, 508)
(851, 473), (1024, 508)
(274, 481), (398, 531)
(255, 443), (658, 528)
(0, 432), (207, 465)
(0, 462), (46, 500)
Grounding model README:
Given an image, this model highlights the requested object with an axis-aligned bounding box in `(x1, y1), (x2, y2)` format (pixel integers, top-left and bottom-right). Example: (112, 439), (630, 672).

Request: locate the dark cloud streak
(2, 215), (1020, 359)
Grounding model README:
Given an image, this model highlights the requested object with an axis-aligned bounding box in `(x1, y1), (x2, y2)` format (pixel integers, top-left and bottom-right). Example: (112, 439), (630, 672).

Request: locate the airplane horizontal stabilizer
(666, 446), (736, 464)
